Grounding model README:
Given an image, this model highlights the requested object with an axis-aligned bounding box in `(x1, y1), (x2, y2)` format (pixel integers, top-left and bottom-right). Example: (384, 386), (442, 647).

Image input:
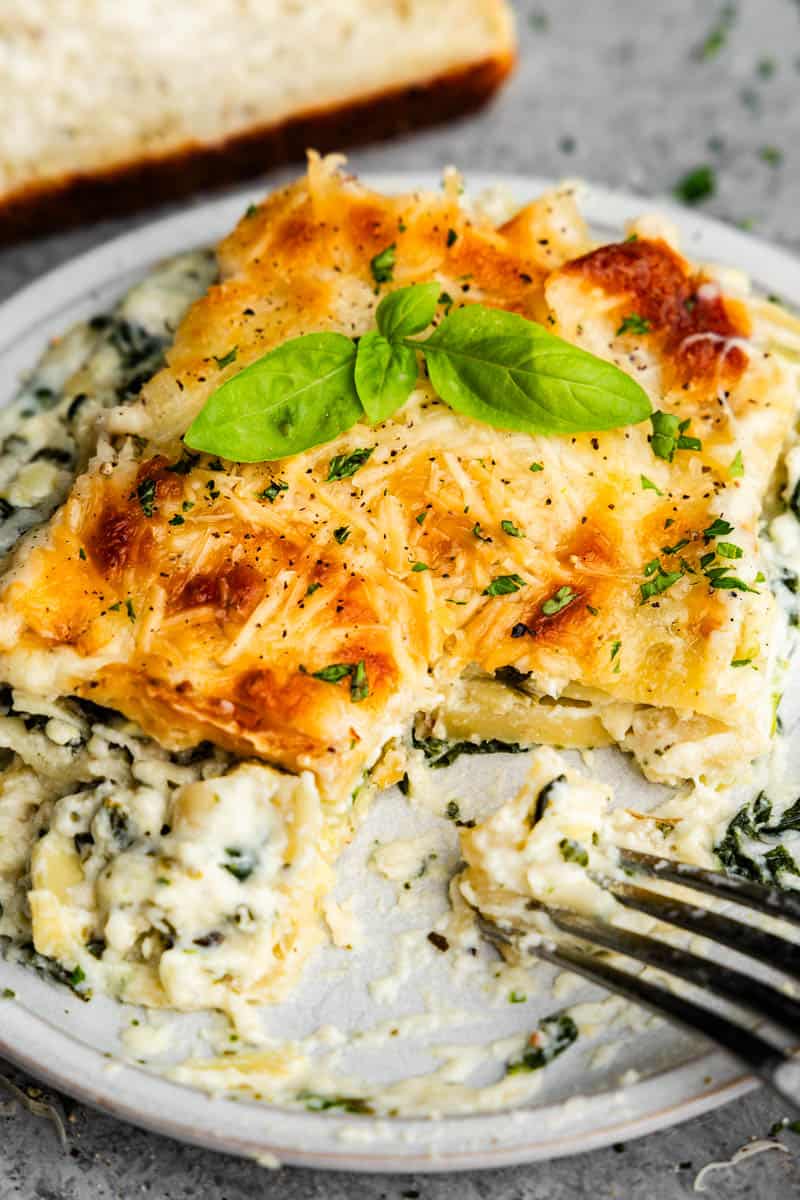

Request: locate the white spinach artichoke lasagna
(1, 154), (799, 1029)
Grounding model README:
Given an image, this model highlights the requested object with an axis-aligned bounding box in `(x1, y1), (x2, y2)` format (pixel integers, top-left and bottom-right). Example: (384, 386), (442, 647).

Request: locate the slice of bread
(0, 0), (515, 244)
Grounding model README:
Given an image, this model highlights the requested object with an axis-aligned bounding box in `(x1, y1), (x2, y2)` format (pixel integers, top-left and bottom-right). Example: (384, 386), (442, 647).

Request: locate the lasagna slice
(0, 156), (796, 809)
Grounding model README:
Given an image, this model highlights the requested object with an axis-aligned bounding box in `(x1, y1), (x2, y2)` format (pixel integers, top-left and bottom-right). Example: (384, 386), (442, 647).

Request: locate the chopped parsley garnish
(640, 562), (683, 604)
(729, 449), (745, 478)
(731, 658), (753, 668)
(415, 510), (428, 525)
(559, 837), (589, 866)
(78, 547), (87, 560)
(169, 514), (185, 526)
(70, 965), (86, 988)
(327, 447), (374, 481)
(349, 659), (369, 702)
(509, 990), (527, 1004)
(125, 598), (136, 623)
(333, 525), (350, 543)
(650, 411), (702, 462)
(673, 164), (716, 205)
(439, 291), (454, 315)
(259, 479), (288, 503)
(370, 243), (396, 284)
(472, 522), (491, 542)
(213, 346), (238, 369)
(662, 537), (689, 555)
(501, 519), (524, 538)
(484, 574), (526, 597)
(411, 561), (429, 572)
(640, 475), (663, 495)
(136, 477), (157, 517)
(706, 572), (758, 592)
(610, 640), (621, 660)
(311, 660), (369, 702)
(244, 203), (259, 219)
(616, 313), (651, 337)
(717, 541), (743, 559)
(530, 461), (544, 473)
(305, 582), (322, 597)
(446, 228), (458, 247)
(704, 517), (734, 541)
(541, 585), (577, 615)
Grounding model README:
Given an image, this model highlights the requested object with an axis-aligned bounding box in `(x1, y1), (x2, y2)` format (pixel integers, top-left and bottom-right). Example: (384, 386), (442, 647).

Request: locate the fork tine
(607, 882), (800, 983)
(527, 937), (800, 1113)
(477, 915), (800, 1112)
(547, 907), (800, 1036)
(616, 849), (800, 927)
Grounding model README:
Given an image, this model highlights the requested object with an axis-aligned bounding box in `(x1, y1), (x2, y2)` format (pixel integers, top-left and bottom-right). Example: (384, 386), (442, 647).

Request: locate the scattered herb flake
(136, 477), (157, 517)
(704, 517), (734, 541)
(530, 461), (544, 473)
(673, 165), (716, 205)
(616, 313), (651, 337)
(541, 585), (577, 615)
(327, 447), (374, 481)
(484, 574), (527, 597)
(333, 525), (350, 544)
(259, 480), (288, 503)
(501, 519), (524, 538)
(370, 243), (396, 284)
(213, 346), (238, 369)
(640, 475), (663, 495)
(729, 449), (745, 478)
(640, 564), (683, 604)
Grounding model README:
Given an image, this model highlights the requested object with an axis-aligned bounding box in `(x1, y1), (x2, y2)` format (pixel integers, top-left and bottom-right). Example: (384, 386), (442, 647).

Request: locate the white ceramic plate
(1, 173), (799, 1173)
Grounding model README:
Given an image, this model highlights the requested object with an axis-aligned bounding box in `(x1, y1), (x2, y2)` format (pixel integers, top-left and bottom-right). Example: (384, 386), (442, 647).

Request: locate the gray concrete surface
(2, 1), (800, 1195)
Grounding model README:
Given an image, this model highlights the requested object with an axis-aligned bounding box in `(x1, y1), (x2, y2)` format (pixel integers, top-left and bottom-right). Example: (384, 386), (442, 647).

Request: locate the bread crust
(0, 52), (514, 245)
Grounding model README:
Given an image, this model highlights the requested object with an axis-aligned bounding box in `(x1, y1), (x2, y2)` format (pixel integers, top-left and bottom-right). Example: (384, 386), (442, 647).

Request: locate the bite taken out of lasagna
(0, 157), (798, 1016)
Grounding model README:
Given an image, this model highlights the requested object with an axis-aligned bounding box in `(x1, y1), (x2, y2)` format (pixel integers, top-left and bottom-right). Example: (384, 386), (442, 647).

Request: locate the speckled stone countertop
(2, 2), (800, 1196)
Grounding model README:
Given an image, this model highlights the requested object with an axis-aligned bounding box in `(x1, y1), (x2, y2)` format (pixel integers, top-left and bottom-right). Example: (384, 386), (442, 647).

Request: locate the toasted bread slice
(0, 0), (515, 243)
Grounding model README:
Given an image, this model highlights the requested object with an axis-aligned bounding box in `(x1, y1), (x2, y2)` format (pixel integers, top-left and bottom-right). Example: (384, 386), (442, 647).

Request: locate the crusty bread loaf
(0, 0), (515, 243)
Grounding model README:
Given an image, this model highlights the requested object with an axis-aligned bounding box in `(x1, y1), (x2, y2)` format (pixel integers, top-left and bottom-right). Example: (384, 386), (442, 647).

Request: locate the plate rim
(1, 169), (797, 1172)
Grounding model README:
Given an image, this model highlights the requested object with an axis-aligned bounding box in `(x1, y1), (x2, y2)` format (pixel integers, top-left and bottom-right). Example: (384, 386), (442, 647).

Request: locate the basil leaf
(376, 283), (440, 340)
(184, 333), (361, 463)
(354, 331), (418, 424)
(423, 305), (651, 435)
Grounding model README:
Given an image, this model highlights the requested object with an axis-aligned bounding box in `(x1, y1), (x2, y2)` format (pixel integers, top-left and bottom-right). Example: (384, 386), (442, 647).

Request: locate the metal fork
(477, 848), (800, 1111)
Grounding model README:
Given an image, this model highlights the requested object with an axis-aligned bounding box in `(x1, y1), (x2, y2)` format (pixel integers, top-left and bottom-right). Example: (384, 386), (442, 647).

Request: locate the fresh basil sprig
(184, 333), (361, 463)
(185, 284), (652, 462)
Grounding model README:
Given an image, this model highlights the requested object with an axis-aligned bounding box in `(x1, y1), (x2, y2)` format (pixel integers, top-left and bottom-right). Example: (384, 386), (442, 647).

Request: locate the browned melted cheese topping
(564, 238), (750, 386)
(0, 159), (793, 801)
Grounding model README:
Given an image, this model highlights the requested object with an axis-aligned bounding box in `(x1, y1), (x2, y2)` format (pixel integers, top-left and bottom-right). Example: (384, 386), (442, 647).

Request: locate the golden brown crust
(563, 238), (750, 390)
(0, 53), (514, 246)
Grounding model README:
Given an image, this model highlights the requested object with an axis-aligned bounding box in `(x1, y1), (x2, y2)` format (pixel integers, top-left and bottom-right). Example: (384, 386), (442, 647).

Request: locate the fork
(477, 848), (800, 1111)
